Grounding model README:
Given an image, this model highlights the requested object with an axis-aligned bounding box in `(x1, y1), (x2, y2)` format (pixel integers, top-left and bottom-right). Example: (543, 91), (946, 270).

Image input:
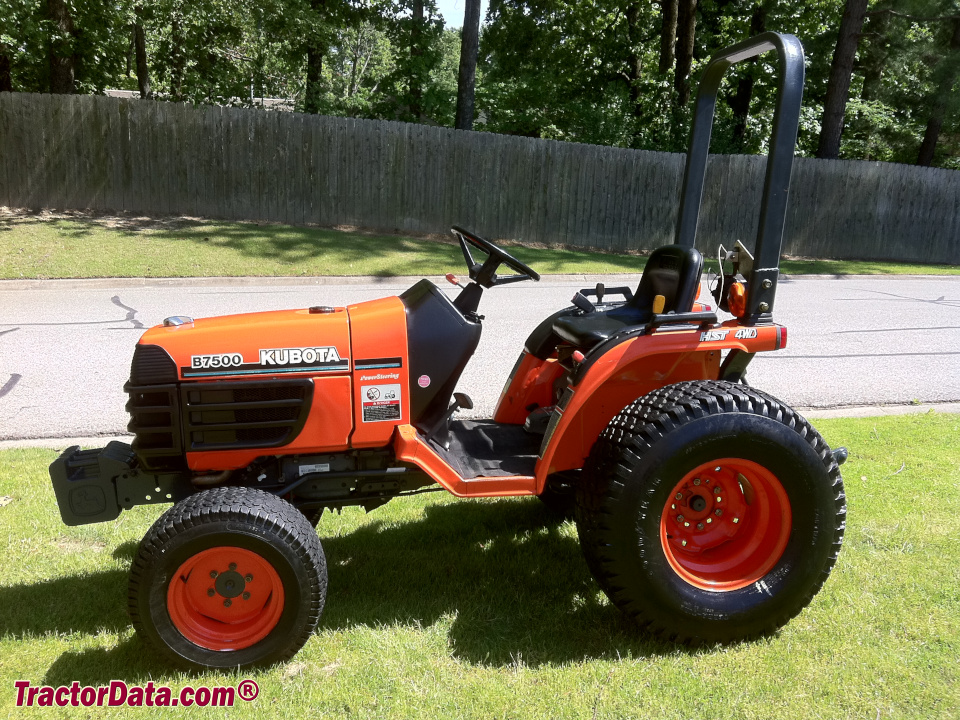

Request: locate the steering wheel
(450, 226), (540, 288)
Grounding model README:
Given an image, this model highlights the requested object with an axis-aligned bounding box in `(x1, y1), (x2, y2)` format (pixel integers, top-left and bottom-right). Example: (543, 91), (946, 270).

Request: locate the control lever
(571, 292), (596, 314)
(425, 392), (474, 446)
(595, 282), (605, 303)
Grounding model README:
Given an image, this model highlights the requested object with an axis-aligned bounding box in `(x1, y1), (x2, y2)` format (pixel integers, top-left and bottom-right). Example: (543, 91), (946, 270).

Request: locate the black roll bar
(673, 32), (805, 324)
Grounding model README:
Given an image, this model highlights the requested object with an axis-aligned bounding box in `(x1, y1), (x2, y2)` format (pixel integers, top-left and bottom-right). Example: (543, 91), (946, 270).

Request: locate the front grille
(180, 379), (313, 451)
(126, 383), (183, 470)
(129, 344), (178, 385)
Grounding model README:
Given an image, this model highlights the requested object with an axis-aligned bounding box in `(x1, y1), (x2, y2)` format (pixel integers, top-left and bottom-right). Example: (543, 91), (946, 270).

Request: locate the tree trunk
(0, 45), (11, 93)
(410, 0), (424, 120)
(671, 0), (697, 145)
(170, 17), (185, 100)
(917, 18), (960, 166)
(304, 0), (327, 114)
(133, 11), (151, 98)
(47, 0), (76, 94)
(304, 43), (324, 113)
(659, 0), (678, 74)
(455, 0), (482, 130)
(726, 1), (768, 150)
(674, 0), (696, 108)
(816, 0), (869, 159)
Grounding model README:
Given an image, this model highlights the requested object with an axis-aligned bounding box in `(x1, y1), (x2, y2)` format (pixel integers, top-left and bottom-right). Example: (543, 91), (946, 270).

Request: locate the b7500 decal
(191, 353), (243, 369)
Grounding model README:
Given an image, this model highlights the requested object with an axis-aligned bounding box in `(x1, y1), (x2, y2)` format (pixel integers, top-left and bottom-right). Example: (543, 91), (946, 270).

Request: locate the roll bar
(673, 32), (805, 324)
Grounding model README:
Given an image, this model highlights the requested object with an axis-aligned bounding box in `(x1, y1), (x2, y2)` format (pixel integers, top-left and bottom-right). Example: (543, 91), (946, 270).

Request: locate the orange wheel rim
(167, 546), (285, 651)
(659, 458), (792, 592)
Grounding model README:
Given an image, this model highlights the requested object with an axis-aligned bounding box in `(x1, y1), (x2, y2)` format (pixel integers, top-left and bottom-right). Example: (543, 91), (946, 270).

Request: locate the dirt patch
(0, 206), (205, 232)
(0, 206), (649, 256)
(54, 537), (108, 553)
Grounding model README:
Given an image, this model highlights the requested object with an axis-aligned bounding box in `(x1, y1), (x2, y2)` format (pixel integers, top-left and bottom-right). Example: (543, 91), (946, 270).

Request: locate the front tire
(128, 487), (327, 670)
(576, 380), (845, 644)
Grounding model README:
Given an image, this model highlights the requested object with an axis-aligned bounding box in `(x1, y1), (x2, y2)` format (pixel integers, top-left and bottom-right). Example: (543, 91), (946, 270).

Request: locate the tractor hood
(137, 308), (351, 380)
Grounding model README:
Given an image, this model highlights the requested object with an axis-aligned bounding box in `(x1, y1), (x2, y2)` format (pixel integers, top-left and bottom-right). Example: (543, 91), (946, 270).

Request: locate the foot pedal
(523, 406), (554, 435)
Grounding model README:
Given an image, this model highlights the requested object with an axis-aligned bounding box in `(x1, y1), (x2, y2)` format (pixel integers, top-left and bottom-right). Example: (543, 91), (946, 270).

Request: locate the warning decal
(361, 384), (402, 423)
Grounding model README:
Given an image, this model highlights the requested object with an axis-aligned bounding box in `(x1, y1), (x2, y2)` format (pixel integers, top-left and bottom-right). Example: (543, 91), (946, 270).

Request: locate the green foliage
(0, 0), (956, 166)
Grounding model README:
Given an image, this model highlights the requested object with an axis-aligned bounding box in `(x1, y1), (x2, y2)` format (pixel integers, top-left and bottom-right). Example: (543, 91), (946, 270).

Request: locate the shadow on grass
(3, 214), (650, 275)
(318, 498), (683, 667)
(16, 497), (691, 684)
(0, 569), (130, 639)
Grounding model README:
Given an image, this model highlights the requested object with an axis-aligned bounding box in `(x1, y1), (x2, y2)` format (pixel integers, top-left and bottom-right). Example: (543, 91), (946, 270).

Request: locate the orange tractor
(50, 33), (846, 670)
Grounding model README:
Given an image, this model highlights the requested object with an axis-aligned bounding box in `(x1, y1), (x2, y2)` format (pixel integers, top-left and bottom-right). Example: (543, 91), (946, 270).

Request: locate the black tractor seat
(552, 245), (704, 349)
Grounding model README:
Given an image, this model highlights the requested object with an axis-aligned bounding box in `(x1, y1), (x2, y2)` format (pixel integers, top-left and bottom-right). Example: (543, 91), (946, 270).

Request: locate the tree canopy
(0, 0), (957, 167)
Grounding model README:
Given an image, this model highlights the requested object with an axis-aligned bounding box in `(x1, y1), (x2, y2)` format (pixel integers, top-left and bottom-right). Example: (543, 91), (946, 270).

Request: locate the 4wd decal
(183, 346), (349, 377)
(735, 328), (758, 339)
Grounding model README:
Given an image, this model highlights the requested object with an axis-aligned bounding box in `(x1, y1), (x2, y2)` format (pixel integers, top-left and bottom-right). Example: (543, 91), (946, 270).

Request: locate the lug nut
(207, 588), (215, 597)
(697, 523), (704, 530)
(733, 517), (740, 524)
(671, 504), (676, 510)
(707, 518), (713, 524)
(677, 515), (685, 522)
(245, 574), (253, 582)
(714, 487), (721, 494)
(209, 570), (218, 578)
(762, 279), (773, 289)
(676, 493), (683, 500)
(242, 592), (251, 600)
(681, 540), (688, 547)
(693, 478), (701, 486)
(684, 522), (690, 527)
(223, 599), (232, 607)
(229, 563), (237, 571)
(715, 509), (723, 516)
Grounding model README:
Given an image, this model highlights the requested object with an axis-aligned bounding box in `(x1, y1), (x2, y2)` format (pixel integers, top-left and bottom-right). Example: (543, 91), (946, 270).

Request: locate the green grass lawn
(1, 413), (958, 718)
(2, 213), (957, 279)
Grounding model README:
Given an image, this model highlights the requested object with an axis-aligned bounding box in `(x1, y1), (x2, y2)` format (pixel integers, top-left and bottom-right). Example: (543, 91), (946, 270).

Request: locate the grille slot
(129, 344), (177, 385)
(125, 383), (183, 470)
(181, 379), (313, 451)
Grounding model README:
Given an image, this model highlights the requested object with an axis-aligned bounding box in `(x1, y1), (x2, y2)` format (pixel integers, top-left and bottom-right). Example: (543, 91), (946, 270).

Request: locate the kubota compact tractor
(50, 33), (846, 670)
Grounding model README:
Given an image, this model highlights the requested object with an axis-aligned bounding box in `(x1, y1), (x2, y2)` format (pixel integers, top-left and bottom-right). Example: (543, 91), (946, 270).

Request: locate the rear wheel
(129, 487), (327, 669)
(576, 380), (845, 643)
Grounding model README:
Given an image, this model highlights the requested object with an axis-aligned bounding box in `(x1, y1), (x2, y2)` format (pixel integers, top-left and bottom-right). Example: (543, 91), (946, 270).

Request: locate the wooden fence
(1, 92), (958, 264)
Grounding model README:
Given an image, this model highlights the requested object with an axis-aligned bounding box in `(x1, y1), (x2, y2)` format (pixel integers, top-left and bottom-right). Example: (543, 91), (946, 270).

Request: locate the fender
(534, 321), (785, 491)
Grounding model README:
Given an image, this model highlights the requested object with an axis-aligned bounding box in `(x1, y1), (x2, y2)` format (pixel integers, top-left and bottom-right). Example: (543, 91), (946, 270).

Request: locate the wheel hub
(660, 458), (792, 591)
(214, 570), (247, 599)
(167, 546), (285, 651)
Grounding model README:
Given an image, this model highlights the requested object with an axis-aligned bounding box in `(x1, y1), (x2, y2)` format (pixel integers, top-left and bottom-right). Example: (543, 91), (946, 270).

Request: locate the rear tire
(129, 487), (327, 669)
(576, 380), (845, 644)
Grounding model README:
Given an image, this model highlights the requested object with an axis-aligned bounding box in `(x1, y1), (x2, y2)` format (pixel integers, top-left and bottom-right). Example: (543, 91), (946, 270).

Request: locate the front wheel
(576, 380), (846, 644)
(128, 487), (327, 669)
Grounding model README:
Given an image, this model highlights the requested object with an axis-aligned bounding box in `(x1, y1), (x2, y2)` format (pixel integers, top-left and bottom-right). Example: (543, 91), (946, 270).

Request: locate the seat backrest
(630, 245), (704, 314)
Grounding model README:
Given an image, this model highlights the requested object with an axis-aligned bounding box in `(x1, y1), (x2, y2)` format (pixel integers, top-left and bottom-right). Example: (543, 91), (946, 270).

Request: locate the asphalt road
(1, 274), (958, 441)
